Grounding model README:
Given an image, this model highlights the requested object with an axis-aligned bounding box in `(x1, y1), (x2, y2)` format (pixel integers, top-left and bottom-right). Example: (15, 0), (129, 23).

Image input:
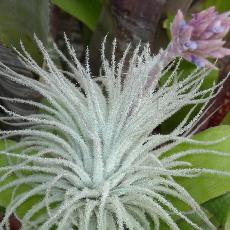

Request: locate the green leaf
(0, 0), (49, 64)
(51, 0), (103, 30)
(0, 139), (18, 207)
(156, 126), (230, 229)
(225, 212), (230, 230)
(203, 192), (230, 225)
(0, 140), (31, 214)
(162, 125), (230, 209)
(0, 140), (42, 218)
(162, 14), (173, 39)
(0, 206), (5, 213)
(153, 212), (216, 230)
(221, 112), (230, 126)
(203, 0), (230, 12)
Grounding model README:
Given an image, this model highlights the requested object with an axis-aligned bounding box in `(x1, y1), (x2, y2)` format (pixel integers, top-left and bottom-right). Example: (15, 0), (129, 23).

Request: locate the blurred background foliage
(0, 0), (229, 229)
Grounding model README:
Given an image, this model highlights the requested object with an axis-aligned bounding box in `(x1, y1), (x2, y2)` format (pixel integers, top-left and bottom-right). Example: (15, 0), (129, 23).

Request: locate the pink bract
(171, 7), (230, 67)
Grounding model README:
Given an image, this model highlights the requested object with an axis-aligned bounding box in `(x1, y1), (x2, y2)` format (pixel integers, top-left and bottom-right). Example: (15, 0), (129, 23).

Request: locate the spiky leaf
(0, 37), (228, 230)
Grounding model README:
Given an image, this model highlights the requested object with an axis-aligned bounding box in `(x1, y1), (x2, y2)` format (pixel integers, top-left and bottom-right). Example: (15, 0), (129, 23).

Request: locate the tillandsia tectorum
(0, 7), (230, 230)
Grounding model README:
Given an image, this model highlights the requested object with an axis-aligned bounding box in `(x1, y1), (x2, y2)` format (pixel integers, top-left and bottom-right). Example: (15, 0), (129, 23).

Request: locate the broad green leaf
(162, 125), (230, 209)
(221, 112), (230, 126)
(0, 0), (49, 64)
(0, 139), (17, 207)
(0, 140), (56, 218)
(203, 0), (230, 12)
(0, 140), (35, 218)
(203, 192), (230, 225)
(51, 0), (103, 30)
(162, 14), (173, 39)
(0, 206), (5, 213)
(225, 212), (230, 230)
(153, 212), (216, 230)
(156, 126), (230, 229)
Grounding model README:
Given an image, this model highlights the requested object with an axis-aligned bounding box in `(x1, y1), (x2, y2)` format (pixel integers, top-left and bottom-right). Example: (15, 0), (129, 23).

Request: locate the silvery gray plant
(0, 7), (229, 230)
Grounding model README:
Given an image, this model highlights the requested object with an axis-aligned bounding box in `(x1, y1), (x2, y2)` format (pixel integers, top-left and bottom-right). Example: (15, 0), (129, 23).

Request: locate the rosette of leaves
(0, 35), (229, 230)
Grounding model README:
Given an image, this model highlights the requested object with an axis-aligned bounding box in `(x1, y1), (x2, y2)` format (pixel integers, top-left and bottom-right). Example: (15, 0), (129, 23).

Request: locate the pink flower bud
(171, 7), (230, 67)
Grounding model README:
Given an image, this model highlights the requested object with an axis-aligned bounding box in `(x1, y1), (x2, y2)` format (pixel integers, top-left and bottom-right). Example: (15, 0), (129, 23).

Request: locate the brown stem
(0, 212), (21, 230)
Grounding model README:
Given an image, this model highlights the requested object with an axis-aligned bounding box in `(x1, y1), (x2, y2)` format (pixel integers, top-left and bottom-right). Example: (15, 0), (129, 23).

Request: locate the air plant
(0, 7), (229, 230)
